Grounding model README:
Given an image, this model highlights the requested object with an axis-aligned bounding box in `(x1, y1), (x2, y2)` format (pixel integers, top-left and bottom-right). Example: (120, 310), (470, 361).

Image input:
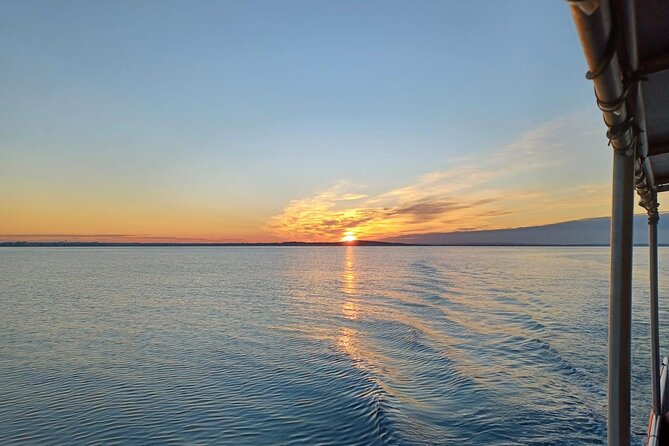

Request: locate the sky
(0, 0), (619, 242)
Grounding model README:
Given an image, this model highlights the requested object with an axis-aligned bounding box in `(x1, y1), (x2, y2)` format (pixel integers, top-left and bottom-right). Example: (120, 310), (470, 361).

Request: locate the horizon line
(3, 241), (669, 248)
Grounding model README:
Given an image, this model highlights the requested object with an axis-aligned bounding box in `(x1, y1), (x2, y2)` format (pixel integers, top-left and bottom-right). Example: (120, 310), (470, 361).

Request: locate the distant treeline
(0, 240), (412, 247)
(2, 241), (667, 247)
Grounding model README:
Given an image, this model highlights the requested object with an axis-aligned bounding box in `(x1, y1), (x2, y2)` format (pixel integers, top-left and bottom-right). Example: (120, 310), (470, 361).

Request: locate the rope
(580, 10), (658, 216)
(585, 19), (619, 80)
(594, 72), (648, 113)
(604, 114), (635, 154)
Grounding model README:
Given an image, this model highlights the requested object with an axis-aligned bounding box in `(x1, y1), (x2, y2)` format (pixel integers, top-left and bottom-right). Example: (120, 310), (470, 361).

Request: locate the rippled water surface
(2, 246), (669, 444)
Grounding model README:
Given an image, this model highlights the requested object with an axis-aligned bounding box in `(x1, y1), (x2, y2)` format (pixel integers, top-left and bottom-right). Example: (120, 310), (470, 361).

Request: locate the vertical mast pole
(649, 199), (661, 415)
(569, 1), (638, 442)
(609, 144), (635, 446)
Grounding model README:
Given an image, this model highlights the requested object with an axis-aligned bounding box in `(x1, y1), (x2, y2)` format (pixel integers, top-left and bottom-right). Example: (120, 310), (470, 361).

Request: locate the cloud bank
(265, 113), (611, 241)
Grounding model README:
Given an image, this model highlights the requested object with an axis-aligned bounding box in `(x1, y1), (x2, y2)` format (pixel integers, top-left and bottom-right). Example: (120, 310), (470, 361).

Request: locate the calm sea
(1, 246), (667, 445)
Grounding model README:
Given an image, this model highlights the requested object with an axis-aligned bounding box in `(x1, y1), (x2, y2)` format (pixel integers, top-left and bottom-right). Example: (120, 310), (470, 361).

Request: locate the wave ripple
(0, 246), (661, 444)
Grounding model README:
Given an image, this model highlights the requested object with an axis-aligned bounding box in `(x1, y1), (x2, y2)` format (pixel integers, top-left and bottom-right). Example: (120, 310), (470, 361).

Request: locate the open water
(1, 246), (667, 445)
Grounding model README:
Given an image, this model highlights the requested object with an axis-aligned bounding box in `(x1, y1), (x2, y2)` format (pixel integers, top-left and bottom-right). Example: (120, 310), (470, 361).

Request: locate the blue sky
(0, 1), (614, 241)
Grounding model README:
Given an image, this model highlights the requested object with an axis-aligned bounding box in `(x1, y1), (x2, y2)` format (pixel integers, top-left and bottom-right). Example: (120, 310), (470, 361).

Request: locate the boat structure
(567, 0), (669, 444)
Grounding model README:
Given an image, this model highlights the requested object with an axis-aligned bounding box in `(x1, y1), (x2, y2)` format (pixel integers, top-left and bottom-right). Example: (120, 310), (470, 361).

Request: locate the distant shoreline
(1, 241), (668, 247)
(0, 241), (411, 247)
(6, 216), (668, 248)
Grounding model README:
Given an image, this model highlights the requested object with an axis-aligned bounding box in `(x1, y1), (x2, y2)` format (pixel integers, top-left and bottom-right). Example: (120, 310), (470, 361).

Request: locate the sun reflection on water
(338, 327), (360, 360)
(341, 246), (359, 319)
(342, 247), (356, 295)
(338, 246), (360, 359)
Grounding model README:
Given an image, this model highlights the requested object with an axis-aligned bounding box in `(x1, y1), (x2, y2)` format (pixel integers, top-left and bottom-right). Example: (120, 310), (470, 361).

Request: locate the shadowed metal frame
(567, 0), (667, 444)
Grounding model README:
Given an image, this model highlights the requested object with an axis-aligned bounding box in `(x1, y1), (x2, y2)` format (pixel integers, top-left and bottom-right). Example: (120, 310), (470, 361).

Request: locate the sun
(341, 232), (357, 243)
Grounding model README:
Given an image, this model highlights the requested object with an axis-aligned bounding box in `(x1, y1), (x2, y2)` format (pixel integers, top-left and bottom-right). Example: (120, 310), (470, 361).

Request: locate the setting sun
(1, 1), (653, 444)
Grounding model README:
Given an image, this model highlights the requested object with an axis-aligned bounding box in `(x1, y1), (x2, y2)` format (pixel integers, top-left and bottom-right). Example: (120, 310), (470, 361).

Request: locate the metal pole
(568, 2), (638, 443)
(649, 201), (661, 415)
(609, 146), (635, 446)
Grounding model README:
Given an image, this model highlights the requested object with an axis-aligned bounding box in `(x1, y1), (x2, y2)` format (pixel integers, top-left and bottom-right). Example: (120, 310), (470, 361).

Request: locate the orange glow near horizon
(341, 232), (357, 243)
(2, 115), (619, 244)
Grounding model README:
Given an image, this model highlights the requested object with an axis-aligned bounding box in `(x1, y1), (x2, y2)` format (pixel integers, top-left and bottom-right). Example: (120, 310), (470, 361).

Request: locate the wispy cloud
(265, 113), (611, 241)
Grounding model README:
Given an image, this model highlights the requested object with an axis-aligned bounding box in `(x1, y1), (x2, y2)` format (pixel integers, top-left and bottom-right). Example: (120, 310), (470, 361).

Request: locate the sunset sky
(1, 1), (617, 242)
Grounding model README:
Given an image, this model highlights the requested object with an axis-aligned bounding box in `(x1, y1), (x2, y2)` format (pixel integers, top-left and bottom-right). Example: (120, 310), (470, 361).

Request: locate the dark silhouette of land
(382, 215), (669, 246)
(4, 216), (669, 247)
(0, 240), (415, 247)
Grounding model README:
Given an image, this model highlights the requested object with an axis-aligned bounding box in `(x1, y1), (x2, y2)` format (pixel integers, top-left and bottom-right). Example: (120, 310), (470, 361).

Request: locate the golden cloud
(265, 113), (611, 241)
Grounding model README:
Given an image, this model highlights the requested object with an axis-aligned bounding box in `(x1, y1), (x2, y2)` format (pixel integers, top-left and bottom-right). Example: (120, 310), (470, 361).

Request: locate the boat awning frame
(569, 0), (669, 214)
(568, 1), (668, 445)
